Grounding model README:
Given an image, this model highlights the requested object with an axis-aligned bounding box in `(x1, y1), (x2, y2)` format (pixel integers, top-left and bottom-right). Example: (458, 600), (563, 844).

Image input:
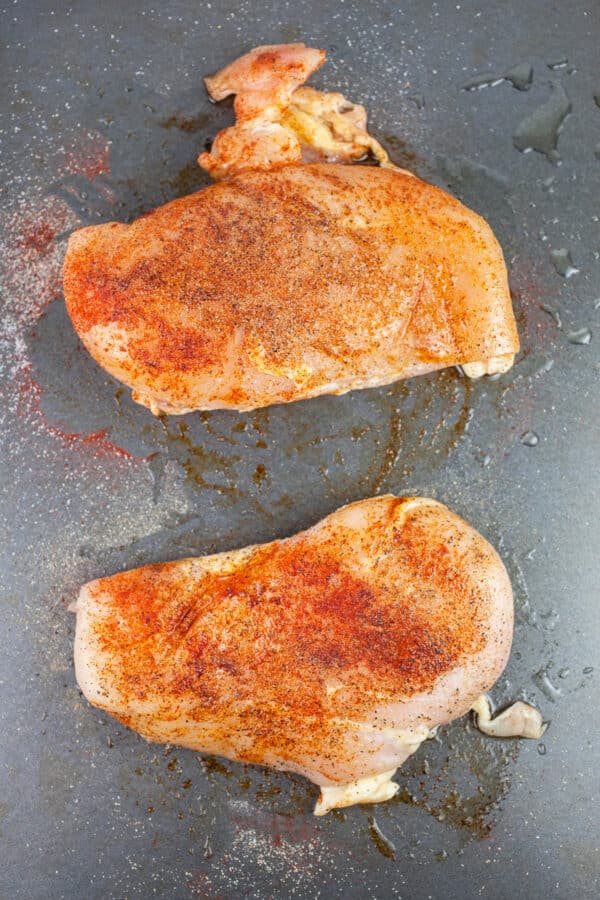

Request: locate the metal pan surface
(1, 1), (598, 897)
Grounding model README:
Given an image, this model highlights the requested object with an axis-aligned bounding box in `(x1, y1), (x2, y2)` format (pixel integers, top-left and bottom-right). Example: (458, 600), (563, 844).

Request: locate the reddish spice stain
(509, 254), (556, 353)
(15, 370), (141, 461)
(16, 221), (56, 254)
(5, 198), (73, 327)
(231, 812), (317, 846)
(61, 135), (111, 180)
(45, 424), (137, 460)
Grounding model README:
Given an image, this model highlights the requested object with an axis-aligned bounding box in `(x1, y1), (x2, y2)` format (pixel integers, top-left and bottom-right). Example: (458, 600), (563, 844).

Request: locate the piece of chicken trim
(203, 43), (326, 121)
(279, 85), (398, 169)
(462, 354), (515, 378)
(315, 769), (400, 816)
(472, 694), (547, 739)
(199, 43), (399, 178)
(314, 725), (433, 815)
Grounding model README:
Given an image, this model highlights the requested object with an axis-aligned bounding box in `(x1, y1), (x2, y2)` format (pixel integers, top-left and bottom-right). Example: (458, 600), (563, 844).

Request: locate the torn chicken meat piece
(200, 120), (302, 180)
(280, 86), (395, 166)
(204, 43), (326, 121)
(74, 495), (516, 814)
(472, 694), (547, 739)
(199, 43), (394, 178)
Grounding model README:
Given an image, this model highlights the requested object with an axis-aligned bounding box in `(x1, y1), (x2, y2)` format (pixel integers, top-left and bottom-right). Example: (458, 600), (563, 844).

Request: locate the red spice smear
(48, 425), (138, 460)
(509, 253), (557, 353)
(14, 366), (142, 462)
(60, 133), (111, 180)
(2, 173), (140, 463)
(15, 221), (57, 254)
(4, 197), (73, 328)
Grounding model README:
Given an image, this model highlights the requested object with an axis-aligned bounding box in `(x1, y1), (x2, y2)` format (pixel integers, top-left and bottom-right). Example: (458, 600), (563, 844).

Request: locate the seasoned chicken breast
(63, 164), (519, 414)
(73, 495), (514, 813)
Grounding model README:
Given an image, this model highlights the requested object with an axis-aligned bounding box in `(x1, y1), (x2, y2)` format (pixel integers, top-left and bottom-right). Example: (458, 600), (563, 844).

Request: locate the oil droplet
(461, 73), (504, 91)
(542, 176), (555, 192)
(368, 817), (396, 860)
(567, 327), (592, 345)
(504, 62), (534, 91)
(520, 430), (539, 447)
(534, 666), (562, 702)
(583, 666), (594, 675)
(547, 56), (568, 70)
(550, 248), (579, 278)
(461, 62), (532, 92)
(540, 304), (562, 328)
(540, 609), (560, 631)
(513, 84), (571, 162)
(537, 742), (547, 755)
(534, 357), (554, 376)
(408, 93), (425, 109)
(253, 463), (267, 484)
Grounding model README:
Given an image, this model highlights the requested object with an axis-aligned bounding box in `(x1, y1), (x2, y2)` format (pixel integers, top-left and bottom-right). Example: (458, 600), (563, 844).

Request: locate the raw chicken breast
(73, 495), (514, 813)
(63, 164), (519, 415)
